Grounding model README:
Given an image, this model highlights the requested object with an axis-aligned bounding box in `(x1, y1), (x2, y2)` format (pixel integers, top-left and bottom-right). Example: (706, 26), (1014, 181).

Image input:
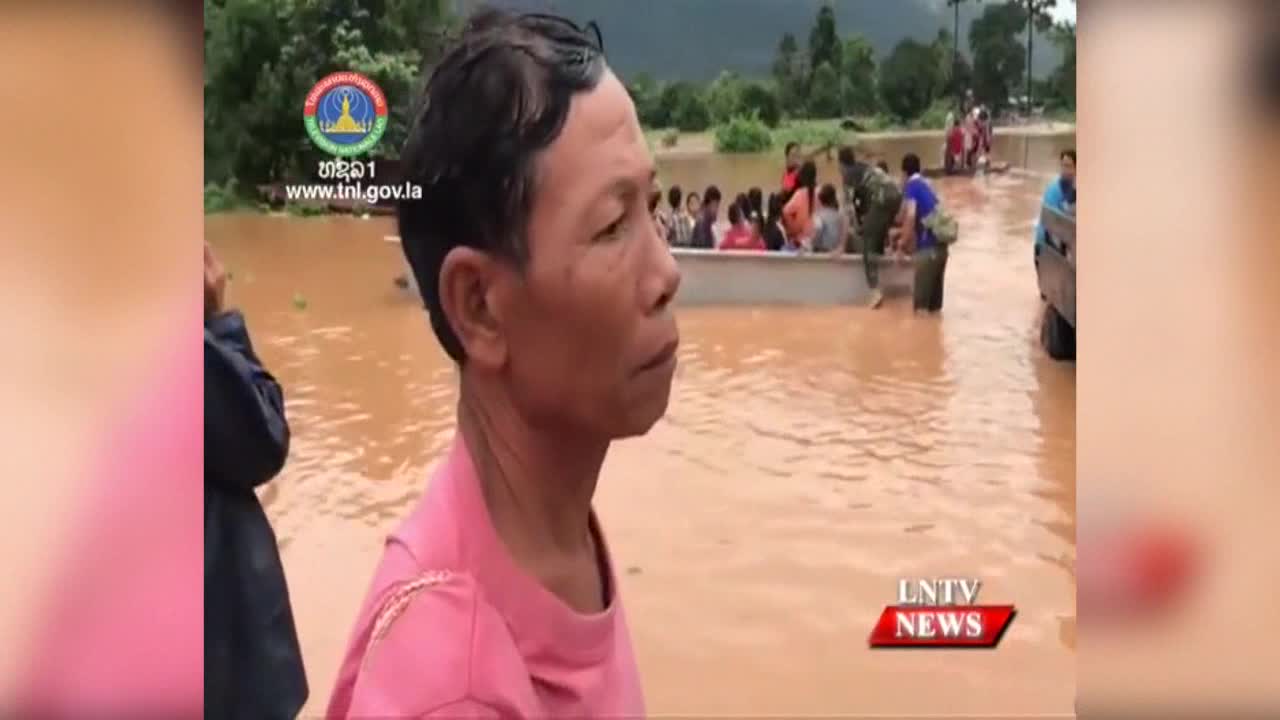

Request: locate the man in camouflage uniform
(838, 146), (902, 308)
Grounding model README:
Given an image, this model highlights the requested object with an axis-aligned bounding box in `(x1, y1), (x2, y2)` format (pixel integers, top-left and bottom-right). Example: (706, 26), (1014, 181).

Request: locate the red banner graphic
(868, 605), (1016, 648)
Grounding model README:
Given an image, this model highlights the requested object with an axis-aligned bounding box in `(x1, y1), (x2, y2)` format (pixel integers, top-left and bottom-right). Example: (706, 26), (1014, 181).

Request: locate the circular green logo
(303, 71), (388, 157)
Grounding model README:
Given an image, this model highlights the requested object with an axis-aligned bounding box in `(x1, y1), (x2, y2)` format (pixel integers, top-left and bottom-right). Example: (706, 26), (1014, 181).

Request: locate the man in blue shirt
(899, 153), (949, 313)
(1035, 150), (1077, 265)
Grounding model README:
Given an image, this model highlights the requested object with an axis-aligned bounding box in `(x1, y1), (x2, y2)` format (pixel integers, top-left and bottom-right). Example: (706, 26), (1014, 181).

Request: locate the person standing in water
(837, 147), (903, 308)
(327, 11), (676, 717)
(900, 153), (950, 313)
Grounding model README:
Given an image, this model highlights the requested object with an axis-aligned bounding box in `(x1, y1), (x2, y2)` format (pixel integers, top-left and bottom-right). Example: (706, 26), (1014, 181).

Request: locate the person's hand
(204, 242), (227, 318)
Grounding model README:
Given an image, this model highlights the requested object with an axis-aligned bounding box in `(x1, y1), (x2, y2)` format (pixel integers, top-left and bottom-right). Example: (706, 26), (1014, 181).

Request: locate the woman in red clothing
(718, 202), (765, 251)
(945, 117), (965, 174)
(781, 142), (833, 193)
(782, 161), (819, 247)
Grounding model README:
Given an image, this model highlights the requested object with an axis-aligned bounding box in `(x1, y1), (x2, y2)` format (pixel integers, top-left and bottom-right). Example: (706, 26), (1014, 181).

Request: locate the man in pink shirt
(327, 9), (681, 719)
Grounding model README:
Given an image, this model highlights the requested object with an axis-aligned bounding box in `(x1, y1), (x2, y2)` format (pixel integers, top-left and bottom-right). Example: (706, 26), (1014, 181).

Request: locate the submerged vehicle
(1036, 205), (1076, 360)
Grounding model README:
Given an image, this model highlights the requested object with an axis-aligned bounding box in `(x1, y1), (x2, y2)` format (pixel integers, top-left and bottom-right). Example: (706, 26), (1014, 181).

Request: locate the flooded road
(207, 135), (1076, 717)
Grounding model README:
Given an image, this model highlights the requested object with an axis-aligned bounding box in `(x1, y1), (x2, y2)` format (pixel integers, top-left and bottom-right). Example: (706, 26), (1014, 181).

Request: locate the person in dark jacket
(204, 243), (308, 720)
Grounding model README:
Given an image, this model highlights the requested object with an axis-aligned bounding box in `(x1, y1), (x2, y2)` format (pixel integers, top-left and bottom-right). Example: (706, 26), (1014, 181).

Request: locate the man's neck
(457, 377), (608, 555)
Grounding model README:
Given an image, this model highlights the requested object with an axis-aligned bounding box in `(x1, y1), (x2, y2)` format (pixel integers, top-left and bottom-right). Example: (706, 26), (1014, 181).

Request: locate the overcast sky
(924, 0), (1076, 26)
(1050, 0), (1077, 24)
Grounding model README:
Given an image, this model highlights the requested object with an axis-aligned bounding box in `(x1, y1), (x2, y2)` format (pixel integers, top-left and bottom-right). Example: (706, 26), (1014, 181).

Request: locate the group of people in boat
(944, 104), (995, 174)
(649, 141), (953, 312)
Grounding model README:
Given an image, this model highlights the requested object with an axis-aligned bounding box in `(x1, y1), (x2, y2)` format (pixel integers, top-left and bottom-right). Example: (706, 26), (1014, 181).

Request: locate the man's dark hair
(837, 146), (856, 166)
(876, 160), (890, 174)
(901, 153), (921, 176)
(727, 203), (743, 225)
(703, 185), (722, 207)
(818, 184), (838, 209)
(784, 142), (799, 157)
(398, 9), (607, 363)
(747, 187), (763, 217)
(1061, 149), (1077, 164)
(667, 185), (683, 210)
(797, 161), (818, 189)
(765, 192), (783, 223)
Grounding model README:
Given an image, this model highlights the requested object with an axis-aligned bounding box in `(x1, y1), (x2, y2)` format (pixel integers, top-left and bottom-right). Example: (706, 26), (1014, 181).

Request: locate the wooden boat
(669, 248), (912, 306)
(1036, 206), (1076, 360)
(386, 237), (912, 306)
(923, 161), (1011, 179)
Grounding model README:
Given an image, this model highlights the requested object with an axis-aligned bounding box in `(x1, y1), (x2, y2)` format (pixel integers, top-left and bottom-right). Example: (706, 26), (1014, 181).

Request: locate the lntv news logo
(868, 578), (1016, 649)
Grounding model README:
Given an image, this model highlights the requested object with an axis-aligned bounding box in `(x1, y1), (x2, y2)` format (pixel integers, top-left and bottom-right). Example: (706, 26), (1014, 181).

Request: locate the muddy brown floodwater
(207, 133), (1076, 718)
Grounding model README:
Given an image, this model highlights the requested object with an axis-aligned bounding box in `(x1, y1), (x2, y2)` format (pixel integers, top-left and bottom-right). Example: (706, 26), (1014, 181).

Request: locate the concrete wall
(672, 249), (913, 306)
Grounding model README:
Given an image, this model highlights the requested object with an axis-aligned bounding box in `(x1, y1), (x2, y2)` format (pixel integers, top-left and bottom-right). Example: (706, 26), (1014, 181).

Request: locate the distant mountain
(453, 0), (1067, 83)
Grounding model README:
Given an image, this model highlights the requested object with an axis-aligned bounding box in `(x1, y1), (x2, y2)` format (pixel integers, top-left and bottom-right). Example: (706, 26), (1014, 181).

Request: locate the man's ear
(438, 246), (508, 371)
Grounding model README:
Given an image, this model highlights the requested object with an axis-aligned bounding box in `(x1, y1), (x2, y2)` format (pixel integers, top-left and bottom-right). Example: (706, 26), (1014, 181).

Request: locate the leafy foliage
(808, 4), (841, 88)
(773, 120), (846, 151)
(840, 35), (878, 114)
(807, 62), (843, 118)
(204, 0), (452, 189)
(1046, 21), (1076, 110)
(705, 71), (746, 123)
(772, 32), (807, 111)
(739, 82), (782, 128)
(671, 89), (713, 132)
(969, 1), (1028, 111)
(714, 114), (774, 153)
(204, 0), (1078, 197)
(879, 39), (944, 120)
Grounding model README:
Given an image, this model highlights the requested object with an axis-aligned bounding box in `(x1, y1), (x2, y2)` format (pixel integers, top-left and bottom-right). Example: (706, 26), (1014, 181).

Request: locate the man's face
(496, 69), (681, 439)
(786, 146), (800, 168)
(1061, 154), (1077, 182)
(705, 199), (720, 220)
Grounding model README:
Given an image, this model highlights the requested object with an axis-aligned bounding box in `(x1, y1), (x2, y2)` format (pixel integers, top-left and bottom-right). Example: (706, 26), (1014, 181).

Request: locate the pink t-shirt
(327, 436), (645, 719)
(718, 224), (765, 251)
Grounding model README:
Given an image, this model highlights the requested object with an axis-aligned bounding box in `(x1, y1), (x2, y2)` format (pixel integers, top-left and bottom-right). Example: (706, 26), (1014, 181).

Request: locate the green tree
(930, 26), (972, 104)
(969, 1), (1027, 111)
(738, 82), (782, 128)
(944, 0), (977, 99)
(840, 35), (878, 114)
(807, 62), (842, 118)
(772, 32), (805, 111)
(808, 4), (840, 89)
(204, 0), (452, 187)
(1023, 0), (1058, 112)
(714, 113), (773, 153)
(1047, 21), (1075, 110)
(879, 39), (944, 121)
(655, 82), (700, 128)
(672, 89), (712, 132)
(626, 72), (664, 126)
(704, 71), (745, 123)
